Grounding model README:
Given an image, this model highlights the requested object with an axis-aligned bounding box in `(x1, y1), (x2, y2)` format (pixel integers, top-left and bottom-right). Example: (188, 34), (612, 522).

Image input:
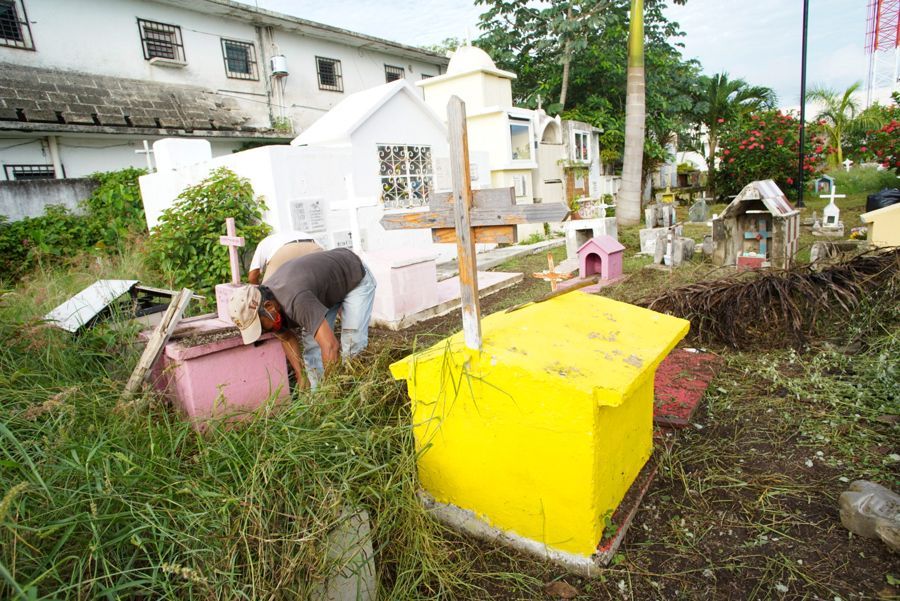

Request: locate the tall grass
(0, 248), (479, 600)
(826, 166), (899, 195)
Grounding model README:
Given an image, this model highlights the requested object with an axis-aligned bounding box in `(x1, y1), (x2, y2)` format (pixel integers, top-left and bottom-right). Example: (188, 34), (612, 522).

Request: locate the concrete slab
(436, 238), (564, 281)
(370, 271), (523, 331)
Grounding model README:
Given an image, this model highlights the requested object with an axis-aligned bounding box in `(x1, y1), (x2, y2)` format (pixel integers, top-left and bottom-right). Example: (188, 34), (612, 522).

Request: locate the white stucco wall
(0, 134), (242, 181)
(2, 0), (445, 132)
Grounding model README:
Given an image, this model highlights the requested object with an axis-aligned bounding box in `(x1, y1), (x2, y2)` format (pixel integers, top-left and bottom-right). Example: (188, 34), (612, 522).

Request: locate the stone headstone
(688, 198), (709, 223)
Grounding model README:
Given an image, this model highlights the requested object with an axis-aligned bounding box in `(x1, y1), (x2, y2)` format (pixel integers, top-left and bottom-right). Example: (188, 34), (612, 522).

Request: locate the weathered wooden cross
(380, 96), (568, 350)
(219, 217), (245, 285)
(532, 252), (573, 292)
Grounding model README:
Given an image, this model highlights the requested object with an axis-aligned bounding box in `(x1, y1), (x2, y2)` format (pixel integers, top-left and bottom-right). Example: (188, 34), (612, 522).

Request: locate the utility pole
(797, 0), (809, 208)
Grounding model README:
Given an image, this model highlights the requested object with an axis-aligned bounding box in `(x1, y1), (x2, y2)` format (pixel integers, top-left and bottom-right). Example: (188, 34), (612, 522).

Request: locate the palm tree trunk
(559, 5), (574, 110)
(618, 0), (645, 226)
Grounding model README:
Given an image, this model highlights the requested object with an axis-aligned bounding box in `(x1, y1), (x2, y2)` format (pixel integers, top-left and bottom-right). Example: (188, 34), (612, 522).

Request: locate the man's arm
(313, 319), (340, 372)
(248, 268), (261, 285)
(275, 332), (308, 390)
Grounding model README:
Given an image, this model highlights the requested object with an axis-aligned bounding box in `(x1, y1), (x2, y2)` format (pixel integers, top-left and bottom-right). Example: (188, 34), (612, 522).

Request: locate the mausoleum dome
(447, 45), (498, 75)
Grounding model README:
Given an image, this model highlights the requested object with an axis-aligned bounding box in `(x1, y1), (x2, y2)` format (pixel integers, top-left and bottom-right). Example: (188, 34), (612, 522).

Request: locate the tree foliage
(807, 81), (879, 169)
(477, 0), (700, 181)
(147, 168), (270, 299)
(715, 110), (826, 198)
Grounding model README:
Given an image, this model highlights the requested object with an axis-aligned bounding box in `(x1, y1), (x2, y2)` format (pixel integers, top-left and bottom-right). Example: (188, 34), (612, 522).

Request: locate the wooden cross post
(380, 97), (568, 350)
(219, 217), (245, 285)
(447, 96), (482, 349)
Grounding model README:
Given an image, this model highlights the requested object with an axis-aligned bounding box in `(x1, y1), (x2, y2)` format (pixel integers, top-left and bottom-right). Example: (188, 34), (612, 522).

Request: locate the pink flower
(860, 146), (868, 152)
(728, 158), (735, 163)
(739, 145), (746, 150)
(760, 144), (765, 149)
(776, 138), (784, 146)
(723, 149), (730, 155)
(787, 177), (794, 185)
(717, 118), (725, 123)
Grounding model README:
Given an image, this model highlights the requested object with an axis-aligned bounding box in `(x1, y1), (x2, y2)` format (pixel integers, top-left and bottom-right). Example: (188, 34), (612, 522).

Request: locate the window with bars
(4, 164), (56, 180)
(377, 144), (433, 209)
(221, 39), (257, 79)
(384, 64), (404, 83)
(137, 18), (185, 62)
(316, 56), (343, 92)
(0, 0), (34, 50)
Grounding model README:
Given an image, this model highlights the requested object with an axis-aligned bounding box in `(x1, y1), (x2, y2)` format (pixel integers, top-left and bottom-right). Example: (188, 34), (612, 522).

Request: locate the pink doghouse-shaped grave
(578, 235), (624, 280)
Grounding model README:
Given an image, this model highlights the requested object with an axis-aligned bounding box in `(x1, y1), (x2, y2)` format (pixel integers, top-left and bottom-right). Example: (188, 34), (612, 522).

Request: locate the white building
(0, 0), (448, 181)
(139, 80), (493, 261)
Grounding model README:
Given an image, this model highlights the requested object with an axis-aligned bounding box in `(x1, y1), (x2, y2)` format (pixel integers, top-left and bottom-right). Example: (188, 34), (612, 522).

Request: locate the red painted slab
(653, 349), (723, 428)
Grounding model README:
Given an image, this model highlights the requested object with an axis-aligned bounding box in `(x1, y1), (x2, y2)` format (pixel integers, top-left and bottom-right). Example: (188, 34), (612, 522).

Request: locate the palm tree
(808, 81), (877, 169)
(695, 73), (775, 197)
(617, 0), (645, 226)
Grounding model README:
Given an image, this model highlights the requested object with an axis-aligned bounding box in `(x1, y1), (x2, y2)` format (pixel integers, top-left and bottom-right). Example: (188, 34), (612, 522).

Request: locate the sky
(237, 0), (874, 109)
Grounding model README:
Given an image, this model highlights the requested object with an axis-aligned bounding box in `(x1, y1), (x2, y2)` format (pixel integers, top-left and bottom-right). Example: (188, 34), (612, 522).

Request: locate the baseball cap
(229, 285), (263, 344)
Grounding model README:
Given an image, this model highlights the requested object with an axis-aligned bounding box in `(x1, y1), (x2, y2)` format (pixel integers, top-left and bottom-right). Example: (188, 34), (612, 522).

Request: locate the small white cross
(819, 184), (846, 205)
(842, 158), (853, 172)
(135, 140), (155, 172)
(219, 217), (245, 285)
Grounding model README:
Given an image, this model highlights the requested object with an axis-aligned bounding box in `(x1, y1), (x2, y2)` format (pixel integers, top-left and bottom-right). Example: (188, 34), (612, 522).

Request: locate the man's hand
(314, 319), (340, 371)
(276, 332), (308, 390)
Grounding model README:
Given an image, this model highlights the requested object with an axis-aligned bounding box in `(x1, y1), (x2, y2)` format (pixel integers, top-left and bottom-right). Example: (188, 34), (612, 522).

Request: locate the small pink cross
(219, 217), (245, 285)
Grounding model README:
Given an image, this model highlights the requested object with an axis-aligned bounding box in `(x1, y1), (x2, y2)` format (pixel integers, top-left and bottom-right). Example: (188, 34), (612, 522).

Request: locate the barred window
(0, 0), (34, 50)
(377, 144), (433, 209)
(384, 64), (404, 83)
(137, 18), (184, 62)
(316, 56), (343, 92)
(4, 164), (56, 180)
(222, 39), (257, 80)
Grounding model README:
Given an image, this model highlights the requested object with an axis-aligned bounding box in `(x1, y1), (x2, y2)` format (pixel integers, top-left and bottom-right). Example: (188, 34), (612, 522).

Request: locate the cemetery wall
(0, 178), (97, 222)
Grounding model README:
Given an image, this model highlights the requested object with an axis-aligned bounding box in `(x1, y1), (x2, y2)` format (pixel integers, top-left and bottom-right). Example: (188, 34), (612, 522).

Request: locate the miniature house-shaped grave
(712, 180), (799, 269)
(577, 235), (624, 281)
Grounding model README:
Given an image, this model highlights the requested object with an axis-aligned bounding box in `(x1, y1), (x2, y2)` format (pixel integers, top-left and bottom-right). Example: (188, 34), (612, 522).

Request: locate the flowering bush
(715, 110), (826, 198)
(847, 105), (899, 174)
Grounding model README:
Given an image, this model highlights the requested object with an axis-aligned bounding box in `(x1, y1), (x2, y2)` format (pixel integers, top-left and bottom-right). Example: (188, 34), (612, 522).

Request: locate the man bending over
(229, 248), (377, 388)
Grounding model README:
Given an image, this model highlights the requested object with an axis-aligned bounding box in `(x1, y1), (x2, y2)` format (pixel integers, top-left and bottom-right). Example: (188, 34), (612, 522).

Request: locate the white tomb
(139, 80), (492, 263)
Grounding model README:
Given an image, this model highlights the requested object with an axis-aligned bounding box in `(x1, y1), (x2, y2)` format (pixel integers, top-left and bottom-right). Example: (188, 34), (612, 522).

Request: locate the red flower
(717, 118), (725, 123)
(723, 149), (730, 155)
(860, 146), (868, 152)
(787, 177), (794, 185)
(728, 158), (735, 163)
(776, 138), (784, 146)
(739, 145), (746, 150)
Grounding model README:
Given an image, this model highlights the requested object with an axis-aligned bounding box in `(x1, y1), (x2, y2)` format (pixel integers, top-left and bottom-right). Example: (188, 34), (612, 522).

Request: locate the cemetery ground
(1, 192), (898, 599)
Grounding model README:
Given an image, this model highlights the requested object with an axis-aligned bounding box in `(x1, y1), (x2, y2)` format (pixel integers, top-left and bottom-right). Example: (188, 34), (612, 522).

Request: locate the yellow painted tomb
(390, 293), (689, 560)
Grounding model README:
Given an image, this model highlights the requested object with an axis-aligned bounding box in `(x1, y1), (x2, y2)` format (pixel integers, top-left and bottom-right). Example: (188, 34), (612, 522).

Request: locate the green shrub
(0, 206), (96, 283)
(147, 167), (270, 298)
(0, 168), (147, 284)
(826, 166), (899, 195)
(82, 167), (148, 248)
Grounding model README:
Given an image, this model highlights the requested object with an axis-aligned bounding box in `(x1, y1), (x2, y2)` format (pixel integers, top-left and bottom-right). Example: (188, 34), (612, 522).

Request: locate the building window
(137, 18), (185, 62)
(509, 118), (532, 161)
(4, 164), (56, 180)
(221, 39), (257, 80)
(316, 56), (343, 92)
(0, 0), (34, 50)
(377, 144), (433, 209)
(573, 131), (590, 162)
(384, 64), (404, 83)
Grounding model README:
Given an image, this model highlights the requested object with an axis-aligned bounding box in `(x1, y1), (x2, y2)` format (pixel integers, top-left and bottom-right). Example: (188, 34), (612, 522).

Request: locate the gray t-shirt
(265, 248), (364, 334)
